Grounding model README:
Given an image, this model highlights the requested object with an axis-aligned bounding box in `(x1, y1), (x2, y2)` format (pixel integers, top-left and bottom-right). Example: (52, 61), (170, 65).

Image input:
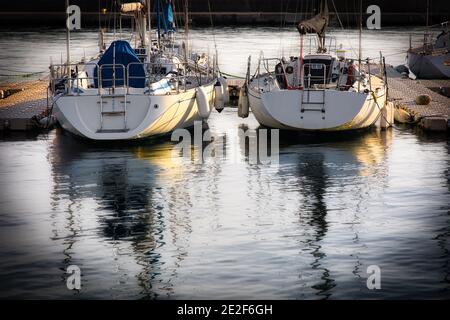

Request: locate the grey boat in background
(407, 21), (450, 79)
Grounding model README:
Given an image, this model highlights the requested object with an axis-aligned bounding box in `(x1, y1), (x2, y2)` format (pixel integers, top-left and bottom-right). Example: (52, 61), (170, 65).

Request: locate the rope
(0, 70), (47, 78)
(220, 71), (246, 79)
(370, 90), (418, 132)
(206, 0), (219, 70)
(330, 0), (358, 57)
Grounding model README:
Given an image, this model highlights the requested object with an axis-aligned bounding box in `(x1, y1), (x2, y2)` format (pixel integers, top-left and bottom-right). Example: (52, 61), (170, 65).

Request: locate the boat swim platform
(0, 80), (48, 131)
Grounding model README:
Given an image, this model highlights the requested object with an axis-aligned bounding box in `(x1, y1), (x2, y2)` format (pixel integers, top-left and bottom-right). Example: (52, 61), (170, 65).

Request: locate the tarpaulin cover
(94, 40), (146, 88)
(297, 1), (329, 37)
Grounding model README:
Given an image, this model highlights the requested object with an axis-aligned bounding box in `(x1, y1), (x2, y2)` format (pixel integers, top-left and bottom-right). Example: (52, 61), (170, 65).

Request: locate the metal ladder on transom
(97, 91), (129, 133)
(300, 89), (326, 113)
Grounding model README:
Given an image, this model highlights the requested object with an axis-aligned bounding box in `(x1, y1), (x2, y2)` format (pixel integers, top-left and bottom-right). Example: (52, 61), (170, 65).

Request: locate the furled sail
(120, 2), (146, 15)
(297, 0), (329, 52)
(156, 0), (176, 35)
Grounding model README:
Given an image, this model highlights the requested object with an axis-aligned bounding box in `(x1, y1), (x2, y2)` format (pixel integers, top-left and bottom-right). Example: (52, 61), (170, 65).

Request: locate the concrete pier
(386, 67), (450, 132)
(0, 80), (48, 131)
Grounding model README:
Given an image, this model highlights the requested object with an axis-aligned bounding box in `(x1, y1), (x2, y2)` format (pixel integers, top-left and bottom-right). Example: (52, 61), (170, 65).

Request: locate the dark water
(0, 109), (449, 299)
(0, 27), (449, 299)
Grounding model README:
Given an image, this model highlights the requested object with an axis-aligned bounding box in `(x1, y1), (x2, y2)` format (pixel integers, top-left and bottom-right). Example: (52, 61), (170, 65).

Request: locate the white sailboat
(50, 0), (227, 141)
(239, 0), (390, 132)
(407, 14), (450, 79)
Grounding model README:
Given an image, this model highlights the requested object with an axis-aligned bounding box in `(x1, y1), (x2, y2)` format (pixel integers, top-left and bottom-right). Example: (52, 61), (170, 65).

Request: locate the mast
(184, 0), (189, 61)
(358, 0), (362, 92)
(113, 0), (117, 40)
(321, 0), (326, 51)
(147, 0), (152, 63)
(65, 0), (71, 76)
(425, 0), (430, 47)
(156, 0), (161, 48)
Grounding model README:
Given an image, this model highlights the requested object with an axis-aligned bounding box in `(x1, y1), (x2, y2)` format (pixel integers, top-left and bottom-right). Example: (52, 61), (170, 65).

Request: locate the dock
(385, 67), (450, 131)
(0, 80), (48, 131)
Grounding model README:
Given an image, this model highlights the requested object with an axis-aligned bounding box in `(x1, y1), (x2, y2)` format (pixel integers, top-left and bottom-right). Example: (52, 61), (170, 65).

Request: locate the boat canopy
(94, 40), (146, 88)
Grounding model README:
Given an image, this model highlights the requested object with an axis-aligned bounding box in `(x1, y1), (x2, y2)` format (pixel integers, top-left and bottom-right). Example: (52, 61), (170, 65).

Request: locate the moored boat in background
(407, 21), (450, 79)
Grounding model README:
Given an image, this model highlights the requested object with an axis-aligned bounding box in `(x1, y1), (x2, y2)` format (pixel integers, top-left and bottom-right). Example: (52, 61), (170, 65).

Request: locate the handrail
(302, 63), (328, 88)
(254, 56), (368, 91)
(50, 60), (217, 97)
(99, 64), (127, 91)
(50, 62), (100, 95)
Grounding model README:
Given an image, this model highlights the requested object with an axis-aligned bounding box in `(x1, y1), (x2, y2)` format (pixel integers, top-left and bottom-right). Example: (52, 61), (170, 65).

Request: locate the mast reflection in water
(0, 108), (449, 299)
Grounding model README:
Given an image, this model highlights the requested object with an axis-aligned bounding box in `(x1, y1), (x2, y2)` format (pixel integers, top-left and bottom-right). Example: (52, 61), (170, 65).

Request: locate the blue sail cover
(94, 40), (146, 88)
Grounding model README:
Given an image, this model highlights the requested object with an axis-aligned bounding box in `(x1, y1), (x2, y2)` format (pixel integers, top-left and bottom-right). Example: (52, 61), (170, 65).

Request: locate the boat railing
(50, 62), (102, 96)
(50, 60), (216, 97)
(254, 57), (286, 91)
(254, 57), (370, 91)
(127, 61), (216, 95)
(255, 58), (334, 89)
(302, 63), (330, 89)
(326, 36), (339, 56)
(98, 64), (127, 91)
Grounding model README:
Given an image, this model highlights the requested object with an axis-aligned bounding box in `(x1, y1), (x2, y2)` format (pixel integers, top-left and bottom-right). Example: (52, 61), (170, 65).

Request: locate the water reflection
(39, 126), (450, 299)
(49, 129), (227, 298)
(276, 129), (393, 298)
(50, 132), (175, 298)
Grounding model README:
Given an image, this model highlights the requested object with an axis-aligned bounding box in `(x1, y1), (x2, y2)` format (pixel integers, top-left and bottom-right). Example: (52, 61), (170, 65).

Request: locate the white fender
(238, 84), (249, 118)
(196, 86), (211, 119)
(218, 77), (229, 104)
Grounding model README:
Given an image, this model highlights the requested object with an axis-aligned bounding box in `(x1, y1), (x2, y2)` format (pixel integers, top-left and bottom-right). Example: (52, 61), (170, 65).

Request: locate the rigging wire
(206, 0), (219, 73)
(293, 0), (298, 23)
(330, 0), (358, 57)
(0, 72), (47, 78)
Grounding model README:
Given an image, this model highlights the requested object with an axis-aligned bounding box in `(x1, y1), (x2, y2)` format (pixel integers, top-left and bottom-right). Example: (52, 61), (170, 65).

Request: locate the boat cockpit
(275, 53), (361, 91)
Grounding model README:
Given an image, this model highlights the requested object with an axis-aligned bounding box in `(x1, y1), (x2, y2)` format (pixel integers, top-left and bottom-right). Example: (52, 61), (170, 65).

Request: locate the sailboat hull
(407, 50), (450, 79)
(248, 79), (386, 132)
(54, 83), (215, 140)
